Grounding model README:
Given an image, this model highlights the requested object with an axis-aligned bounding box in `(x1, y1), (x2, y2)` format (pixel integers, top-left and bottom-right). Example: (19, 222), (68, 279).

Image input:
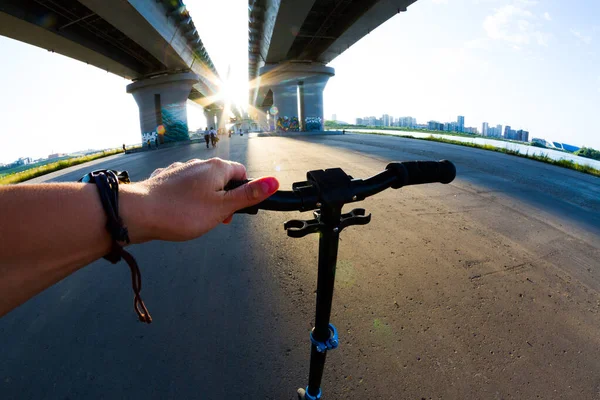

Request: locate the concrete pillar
(258, 63), (334, 132)
(204, 109), (217, 130)
(216, 109), (227, 132)
(297, 81), (305, 132)
(126, 72), (199, 144)
(302, 75), (329, 131)
(256, 105), (270, 131)
(271, 83), (298, 120)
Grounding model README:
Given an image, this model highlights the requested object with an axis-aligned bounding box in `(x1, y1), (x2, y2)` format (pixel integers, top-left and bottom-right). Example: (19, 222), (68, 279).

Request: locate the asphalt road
(1, 133), (599, 399)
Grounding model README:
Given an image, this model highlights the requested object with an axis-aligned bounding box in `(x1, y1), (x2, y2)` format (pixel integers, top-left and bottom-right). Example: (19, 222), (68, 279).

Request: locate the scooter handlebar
(385, 160), (456, 188)
(225, 160), (456, 214)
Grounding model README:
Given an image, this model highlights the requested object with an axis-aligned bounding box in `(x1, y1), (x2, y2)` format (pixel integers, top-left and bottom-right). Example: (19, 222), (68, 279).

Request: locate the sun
(217, 69), (248, 112)
(220, 79), (235, 105)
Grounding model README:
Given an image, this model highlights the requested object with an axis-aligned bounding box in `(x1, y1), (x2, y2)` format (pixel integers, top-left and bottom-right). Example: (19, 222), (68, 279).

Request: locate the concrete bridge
(248, 0), (418, 131)
(0, 0), (225, 143)
(1, 0), (420, 139)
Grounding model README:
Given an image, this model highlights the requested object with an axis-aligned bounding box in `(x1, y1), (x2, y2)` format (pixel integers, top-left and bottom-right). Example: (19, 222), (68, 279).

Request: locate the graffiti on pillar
(276, 116), (300, 132)
(305, 116), (322, 131)
(142, 131), (158, 146)
(161, 107), (190, 142)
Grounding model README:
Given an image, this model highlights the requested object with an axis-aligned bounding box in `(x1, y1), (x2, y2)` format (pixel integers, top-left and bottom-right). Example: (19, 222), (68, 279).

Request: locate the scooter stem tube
(307, 205), (341, 397)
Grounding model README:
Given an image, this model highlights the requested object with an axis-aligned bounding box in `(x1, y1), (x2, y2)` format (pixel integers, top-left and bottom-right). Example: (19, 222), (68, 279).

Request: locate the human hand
(121, 158), (278, 243)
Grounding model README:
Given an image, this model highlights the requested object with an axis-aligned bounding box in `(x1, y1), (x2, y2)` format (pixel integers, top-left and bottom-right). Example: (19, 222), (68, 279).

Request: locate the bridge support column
(258, 63), (334, 132)
(204, 109), (218, 130)
(126, 72), (199, 144)
(256, 106), (270, 131)
(217, 109), (227, 132)
(271, 83), (299, 127)
(299, 75), (329, 131)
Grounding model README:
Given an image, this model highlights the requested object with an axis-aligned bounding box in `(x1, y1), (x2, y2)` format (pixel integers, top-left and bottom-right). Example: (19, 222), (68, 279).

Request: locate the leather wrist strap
(87, 170), (152, 324)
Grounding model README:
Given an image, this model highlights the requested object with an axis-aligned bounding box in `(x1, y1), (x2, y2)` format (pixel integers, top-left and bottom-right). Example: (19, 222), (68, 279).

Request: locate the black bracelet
(79, 169), (152, 324)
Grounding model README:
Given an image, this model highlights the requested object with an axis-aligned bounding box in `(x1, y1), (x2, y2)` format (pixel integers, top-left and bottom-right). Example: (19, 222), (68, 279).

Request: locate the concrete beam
(265, 0), (317, 63)
(318, 0), (417, 64)
(249, 0), (281, 106)
(0, 12), (138, 79)
(79, 0), (218, 98)
(78, 0), (189, 71)
(259, 62), (334, 89)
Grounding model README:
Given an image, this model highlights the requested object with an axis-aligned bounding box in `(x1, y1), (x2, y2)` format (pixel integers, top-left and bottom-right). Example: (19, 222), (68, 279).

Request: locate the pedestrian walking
(204, 127), (210, 148)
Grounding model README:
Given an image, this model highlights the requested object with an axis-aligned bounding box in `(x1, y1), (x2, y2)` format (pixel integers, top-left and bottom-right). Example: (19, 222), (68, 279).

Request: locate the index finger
(224, 160), (247, 182)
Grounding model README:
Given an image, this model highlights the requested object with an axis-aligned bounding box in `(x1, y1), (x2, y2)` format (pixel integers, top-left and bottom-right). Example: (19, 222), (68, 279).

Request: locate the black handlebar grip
(386, 160), (456, 188)
(223, 179), (259, 214)
(224, 179), (251, 191)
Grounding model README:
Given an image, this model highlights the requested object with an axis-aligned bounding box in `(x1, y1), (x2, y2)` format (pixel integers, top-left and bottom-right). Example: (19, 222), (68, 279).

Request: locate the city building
(395, 116), (415, 128)
(457, 115), (465, 133)
(356, 117), (363, 125)
(488, 126), (501, 137)
(560, 143), (580, 152)
(332, 114), (337, 121)
(482, 122), (489, 136)
(428, 121), (444, 131)
(500, 125), (529, 142)
(382, 114), (390, 127)
(516, 129), (529, 142)
(532, 138), (549, 147)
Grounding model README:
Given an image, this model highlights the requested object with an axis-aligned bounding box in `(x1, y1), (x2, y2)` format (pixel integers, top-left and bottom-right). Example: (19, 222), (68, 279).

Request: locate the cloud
(515, 0), (538, 5)
(543, 12), (551, 21)
(464, 37), (490, 49)
(571, 29), (592, 45)
(483, 4), (550, 47)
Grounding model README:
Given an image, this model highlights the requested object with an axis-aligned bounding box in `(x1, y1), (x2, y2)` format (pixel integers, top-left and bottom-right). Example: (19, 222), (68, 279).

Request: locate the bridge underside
(0, 0), (162, 79)
(249, 0), (417, 127)
(0, 0), (227, 143)
(0, 0), (219, 105)
(249, 0), (416, 85)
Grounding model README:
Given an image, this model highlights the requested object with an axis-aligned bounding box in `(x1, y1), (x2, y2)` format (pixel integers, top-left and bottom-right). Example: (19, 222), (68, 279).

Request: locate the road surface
(1, 133), (599, 399)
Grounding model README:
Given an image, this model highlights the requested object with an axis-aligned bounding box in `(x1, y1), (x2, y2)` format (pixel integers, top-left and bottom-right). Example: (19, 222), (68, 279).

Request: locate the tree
(575, 147), (600, 161)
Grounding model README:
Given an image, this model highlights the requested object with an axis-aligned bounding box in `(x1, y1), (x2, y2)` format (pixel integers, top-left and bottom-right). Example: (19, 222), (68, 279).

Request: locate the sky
(1, 0), (599, 164)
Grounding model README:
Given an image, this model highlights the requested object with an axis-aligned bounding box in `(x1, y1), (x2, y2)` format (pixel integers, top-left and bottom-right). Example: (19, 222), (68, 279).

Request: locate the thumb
(225, 177), (279, 211)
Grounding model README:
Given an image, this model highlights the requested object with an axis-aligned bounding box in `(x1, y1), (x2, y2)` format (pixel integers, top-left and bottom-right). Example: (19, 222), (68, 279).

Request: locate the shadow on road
(0, 137), (310, 399)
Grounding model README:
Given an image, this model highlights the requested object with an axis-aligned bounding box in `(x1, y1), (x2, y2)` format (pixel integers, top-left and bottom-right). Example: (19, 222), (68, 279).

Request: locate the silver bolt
(333, 227), (339, 233)
(316, 202), (322, 208)
(352, 195), (357, 201)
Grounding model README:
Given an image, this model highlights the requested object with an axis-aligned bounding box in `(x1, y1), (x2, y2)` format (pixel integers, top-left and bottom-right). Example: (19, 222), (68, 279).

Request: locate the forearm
(0, 183), (149, 316)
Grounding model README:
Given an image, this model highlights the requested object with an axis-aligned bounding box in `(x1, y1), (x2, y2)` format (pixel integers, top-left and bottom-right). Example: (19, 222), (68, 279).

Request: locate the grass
(328, 124), (527, 144)
(350, 130), (600, 178)
(0, 149), (124, 185)
(0, 156), (72, 177)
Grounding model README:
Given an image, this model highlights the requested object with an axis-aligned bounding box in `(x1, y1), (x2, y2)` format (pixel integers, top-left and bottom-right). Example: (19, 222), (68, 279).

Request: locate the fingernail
(258, 177), (278, 195)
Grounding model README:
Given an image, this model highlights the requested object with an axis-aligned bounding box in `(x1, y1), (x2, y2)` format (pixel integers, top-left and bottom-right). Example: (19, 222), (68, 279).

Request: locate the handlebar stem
(305, 168), (354, 208)
(305, 203), (341, 397)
